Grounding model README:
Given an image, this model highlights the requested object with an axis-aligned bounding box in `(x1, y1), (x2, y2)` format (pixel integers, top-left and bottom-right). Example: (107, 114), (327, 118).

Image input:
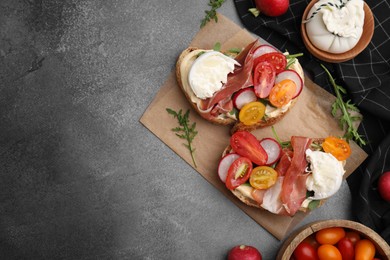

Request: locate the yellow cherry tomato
(269, 79), (296, 108)
(239, 101), (265, 126)
(355, 239), (376, 260)
(317, 244), (342, 260)
(322, 136), (351, 161)
(249, 166), (278, 189)
(315, 227), (346, 245)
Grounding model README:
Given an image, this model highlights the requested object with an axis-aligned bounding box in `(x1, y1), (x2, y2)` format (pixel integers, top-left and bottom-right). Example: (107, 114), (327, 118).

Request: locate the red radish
(233, 88), (257, 109)
(275, 70), (303, 99)
(218, 153), (240, 183)
(255, 0), (289, 17)
(228, 245), (262, 260)
(260, 138), (282, 165)
(252, 45), (279, 60)
(378, 171), (390, 202)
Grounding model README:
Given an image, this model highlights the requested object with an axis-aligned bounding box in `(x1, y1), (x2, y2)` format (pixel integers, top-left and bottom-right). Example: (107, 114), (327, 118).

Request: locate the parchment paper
(140, 14), (368, 240)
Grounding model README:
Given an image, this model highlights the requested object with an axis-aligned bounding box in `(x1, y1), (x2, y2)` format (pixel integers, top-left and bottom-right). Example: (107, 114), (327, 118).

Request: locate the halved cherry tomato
(322, 136), (351, 161)
(355, 239), (376, 260)
(268, 79), (296, 108)
(249, 166), (278, 189)
(317, 244), (342, 260)
(315, 227), (346, 245)
(337, 237), (355, 260)
(254, 52), (287, 74)
(345, 231), (361, 245)
(293, 241), (319, 260)
(225, 157), (253, 190)
(239, 101), (266, 126)
(230, 131), (268, 166)
(253, 61), (276, 98)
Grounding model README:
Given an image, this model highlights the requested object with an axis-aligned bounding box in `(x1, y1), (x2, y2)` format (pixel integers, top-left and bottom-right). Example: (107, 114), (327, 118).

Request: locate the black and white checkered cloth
(234, 0), (390, 243)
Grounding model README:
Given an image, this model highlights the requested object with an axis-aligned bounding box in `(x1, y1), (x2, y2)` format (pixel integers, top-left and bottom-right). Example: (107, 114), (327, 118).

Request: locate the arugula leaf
(200, 0), (226, 28)
(321, 64), (366, 146)
(166, 108), (198, 168)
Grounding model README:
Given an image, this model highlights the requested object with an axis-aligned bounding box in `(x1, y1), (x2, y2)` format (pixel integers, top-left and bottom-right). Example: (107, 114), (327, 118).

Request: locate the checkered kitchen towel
(234, 0), (390, 243)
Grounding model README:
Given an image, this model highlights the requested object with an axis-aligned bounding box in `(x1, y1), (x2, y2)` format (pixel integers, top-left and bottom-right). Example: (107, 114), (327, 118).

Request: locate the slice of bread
(175, 43), (305, 130)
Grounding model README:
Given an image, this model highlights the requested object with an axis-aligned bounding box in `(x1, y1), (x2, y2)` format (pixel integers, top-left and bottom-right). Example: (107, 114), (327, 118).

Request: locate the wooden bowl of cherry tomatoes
(276, 219), (390, 260)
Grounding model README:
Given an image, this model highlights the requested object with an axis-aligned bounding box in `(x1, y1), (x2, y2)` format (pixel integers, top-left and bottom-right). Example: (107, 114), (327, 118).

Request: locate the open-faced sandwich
(218, 130), (351, 216)
(176, 40), (304, 132)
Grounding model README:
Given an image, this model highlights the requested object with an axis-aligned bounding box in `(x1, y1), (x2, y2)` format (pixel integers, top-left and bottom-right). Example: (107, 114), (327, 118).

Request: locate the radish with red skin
(228, 245), (262, 260)
(233, 88), (257, 109)
(255, 0), (289, 17)
(218, 153), (240, 183)
(260, 138), (282, 165)
(275, 69), (303, 99)
(252, 45), (279, 60)
(378, 171), (390, 202)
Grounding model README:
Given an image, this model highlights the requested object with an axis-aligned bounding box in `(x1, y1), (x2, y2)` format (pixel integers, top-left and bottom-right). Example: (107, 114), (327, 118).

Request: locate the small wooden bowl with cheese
(301, 0), (374, 63)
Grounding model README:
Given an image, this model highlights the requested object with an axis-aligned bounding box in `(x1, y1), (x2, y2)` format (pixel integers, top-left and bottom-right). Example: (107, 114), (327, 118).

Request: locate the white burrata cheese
(305, 0), (365, 53)
(305, 149), (345, 200)
(188, 51), (240, 99)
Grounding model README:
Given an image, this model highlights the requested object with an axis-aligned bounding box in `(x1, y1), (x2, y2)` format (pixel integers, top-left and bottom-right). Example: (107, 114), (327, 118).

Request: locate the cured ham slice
(275, 148), (293, 176)
(199, 40), (260, 116)
(281, 136), (312, 216)
(261, 177), (289, 215)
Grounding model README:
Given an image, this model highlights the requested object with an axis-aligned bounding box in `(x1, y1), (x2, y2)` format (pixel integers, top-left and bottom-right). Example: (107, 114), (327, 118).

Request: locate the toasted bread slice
(175, 43), (305, 130)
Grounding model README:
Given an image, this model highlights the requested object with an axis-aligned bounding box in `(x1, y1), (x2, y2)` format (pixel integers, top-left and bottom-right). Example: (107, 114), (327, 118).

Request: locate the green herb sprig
(285, 53), (304, 69)
(166, 108), (198, 168)
(321, 64), (366, 146)
(201, 0), (226, 28)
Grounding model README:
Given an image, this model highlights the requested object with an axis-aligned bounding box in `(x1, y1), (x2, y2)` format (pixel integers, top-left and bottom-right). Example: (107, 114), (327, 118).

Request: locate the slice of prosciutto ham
(280, 136), (312, 216)
(198, 40), (261, 120)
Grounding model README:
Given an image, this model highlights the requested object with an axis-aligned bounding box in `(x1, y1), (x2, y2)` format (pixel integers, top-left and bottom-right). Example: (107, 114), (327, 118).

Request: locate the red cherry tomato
(355, 239), (376, 260)
(253, 61), (276, 98)
(315, 227), (346, 245)
(225, 157), (253, 190)
(317, 244), (342, 260)
(293, 241), (319, 260)
(337, 237), (355, 260)
(254, 52), (287, 74)
(345, 231), (360, 245)
(230, 131), (268, 166)
(303, 235), (320, 250)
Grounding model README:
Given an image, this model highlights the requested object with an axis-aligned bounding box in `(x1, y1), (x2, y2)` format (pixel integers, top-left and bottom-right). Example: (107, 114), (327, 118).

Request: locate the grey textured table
(0, 0), (353, 259)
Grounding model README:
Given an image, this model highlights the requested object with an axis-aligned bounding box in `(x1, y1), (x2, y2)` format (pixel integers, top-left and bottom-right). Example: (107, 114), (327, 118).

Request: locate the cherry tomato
(254, 52), (287, 74)
(337, 237), (355, 260)
(253, 61), (276, 98)
(239, 101), (266, 126)
(317, 244), (342, 260)
(355, 239), (376, 260)
(293, 241), (319, 260)
(315, 227), (346, 245)
(249, 166), (278, 189)
(230, 131), (268, 166)
(345, 231), (360, 245)
(303, 235), (320, 250)
(225, 157), (253, 190)
(268, 79), (296, 108)
(321, 136), (351, 161)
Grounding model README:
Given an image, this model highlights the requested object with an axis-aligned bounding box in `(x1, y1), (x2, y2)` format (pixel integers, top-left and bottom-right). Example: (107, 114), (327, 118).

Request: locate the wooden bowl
(301, 0), (374, 63)
(276, 220), (390, 260)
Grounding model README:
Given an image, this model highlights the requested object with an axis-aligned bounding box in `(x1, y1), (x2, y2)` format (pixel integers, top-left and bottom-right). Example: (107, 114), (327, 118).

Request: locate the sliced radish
(218, 153), (240, 183)
(275, 70), (303, 99)
(232, 88), (257, 109)
(252, 44), (279, 60)
(259, 138), (282, 166)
